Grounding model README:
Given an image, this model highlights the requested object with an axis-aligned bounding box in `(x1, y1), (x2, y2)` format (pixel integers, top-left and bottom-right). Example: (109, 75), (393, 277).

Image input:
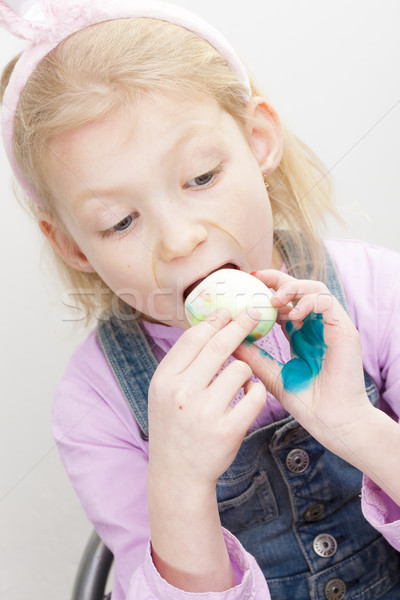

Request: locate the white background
(1, 1), (399, 598)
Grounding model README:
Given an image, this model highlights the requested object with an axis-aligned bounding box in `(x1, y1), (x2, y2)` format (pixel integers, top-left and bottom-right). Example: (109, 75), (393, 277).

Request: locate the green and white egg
(184, 268), (277, 341)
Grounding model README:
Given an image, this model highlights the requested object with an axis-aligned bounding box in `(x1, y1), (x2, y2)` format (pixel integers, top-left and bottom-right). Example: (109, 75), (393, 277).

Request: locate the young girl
(1, 1), (400, 598)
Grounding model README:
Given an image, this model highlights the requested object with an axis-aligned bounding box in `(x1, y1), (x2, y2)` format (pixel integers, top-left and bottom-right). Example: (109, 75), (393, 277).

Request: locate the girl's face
(44, 93), (282, 328)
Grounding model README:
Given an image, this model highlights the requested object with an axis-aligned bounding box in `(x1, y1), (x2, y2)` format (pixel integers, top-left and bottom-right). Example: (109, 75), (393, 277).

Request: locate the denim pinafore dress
(97, 231), (400, 599)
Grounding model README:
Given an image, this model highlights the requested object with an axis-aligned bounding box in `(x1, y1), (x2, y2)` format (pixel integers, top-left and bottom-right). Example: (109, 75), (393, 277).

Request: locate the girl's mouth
(183, 263), (239, 301)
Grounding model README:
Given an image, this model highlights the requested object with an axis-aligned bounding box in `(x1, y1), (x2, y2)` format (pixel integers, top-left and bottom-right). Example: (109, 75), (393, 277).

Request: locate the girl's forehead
(51, 93), (242, 160)
(129, 91), (233, 130)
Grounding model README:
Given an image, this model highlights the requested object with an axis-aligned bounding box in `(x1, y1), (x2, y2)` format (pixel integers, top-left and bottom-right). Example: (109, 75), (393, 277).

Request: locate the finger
(184, 308), (262, 388)
(275, 305), (303, 330)
(251, 270), (328, 308)
(208, 359), (253, 411)
(277, 314), (303, 347)
(233, 342), (283, 400)
(272, 280), (329, 309)
(157, 309), (232, 374)
(287, 293), (343, 327)
(251, 269), (296, 292)
(226, 381), (267, 437)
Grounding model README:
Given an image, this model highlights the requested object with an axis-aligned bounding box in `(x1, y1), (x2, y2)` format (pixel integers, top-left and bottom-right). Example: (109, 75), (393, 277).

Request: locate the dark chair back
(71, 530), (113, 600)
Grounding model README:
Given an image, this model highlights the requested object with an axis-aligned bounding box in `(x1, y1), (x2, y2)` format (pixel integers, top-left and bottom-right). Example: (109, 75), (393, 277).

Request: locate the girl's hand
(234, 270), (373, 455)
(148, 310), (266, 592)
(148, 308), (267, 490)
(235, 269), (400, 507)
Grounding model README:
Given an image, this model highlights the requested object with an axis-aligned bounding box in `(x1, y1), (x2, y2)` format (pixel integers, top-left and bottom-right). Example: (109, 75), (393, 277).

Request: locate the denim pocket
(218, 470), (278, 533)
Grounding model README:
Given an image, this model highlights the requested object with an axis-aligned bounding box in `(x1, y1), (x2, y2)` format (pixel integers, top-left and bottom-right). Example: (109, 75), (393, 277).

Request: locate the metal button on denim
(313, 533), (337, 557)
(286, 448), (309, 473)
(324, 577), (347, 600)
(303, 503), (325, 522)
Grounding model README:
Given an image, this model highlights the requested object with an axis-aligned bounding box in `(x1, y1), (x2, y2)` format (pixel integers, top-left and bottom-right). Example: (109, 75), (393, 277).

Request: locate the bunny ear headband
(0, 0), (251, 207)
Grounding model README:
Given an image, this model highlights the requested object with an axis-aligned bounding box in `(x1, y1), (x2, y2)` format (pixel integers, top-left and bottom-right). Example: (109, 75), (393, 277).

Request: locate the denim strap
(97, 314), (157, 439)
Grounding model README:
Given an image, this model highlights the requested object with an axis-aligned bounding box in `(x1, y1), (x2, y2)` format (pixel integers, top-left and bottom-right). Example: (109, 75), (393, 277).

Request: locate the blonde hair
(1, 17), (341, 325)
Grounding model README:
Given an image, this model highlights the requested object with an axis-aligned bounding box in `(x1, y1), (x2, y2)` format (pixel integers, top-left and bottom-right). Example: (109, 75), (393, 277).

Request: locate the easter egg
(184, 268), (277, 341)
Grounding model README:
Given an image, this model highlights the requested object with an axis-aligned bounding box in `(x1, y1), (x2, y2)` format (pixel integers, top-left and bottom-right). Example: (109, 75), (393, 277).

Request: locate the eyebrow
(74, 186), (129, 210)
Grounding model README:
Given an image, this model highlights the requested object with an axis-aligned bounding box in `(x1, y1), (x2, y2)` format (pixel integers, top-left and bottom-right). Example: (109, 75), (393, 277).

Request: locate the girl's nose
(155, 214), (208, 262)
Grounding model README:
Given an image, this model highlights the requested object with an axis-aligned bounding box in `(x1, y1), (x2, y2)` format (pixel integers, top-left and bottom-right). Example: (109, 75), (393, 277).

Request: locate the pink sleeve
(52, 349), (271, 600)
(362, 477), (400, 552)
(128, 530), (270, 599)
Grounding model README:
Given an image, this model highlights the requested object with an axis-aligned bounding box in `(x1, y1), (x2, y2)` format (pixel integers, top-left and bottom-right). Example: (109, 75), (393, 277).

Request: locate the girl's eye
(185, 166), (222, 189)
(191, 172), (214, 186)
(99, 213), (138, 239)
(114, 215), (133, 231)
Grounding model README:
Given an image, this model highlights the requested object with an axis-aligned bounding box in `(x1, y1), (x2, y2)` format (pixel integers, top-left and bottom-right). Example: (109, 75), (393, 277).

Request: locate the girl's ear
(245, 97), (283, 175)
(39, 214), (95, 273)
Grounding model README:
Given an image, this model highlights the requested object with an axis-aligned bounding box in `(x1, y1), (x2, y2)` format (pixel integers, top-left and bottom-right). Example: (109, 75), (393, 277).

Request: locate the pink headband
(0, 0), (251, 207)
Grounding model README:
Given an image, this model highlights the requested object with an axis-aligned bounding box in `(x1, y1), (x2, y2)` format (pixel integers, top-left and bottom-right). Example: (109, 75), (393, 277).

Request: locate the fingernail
(246, 307), (261, 321)
(271, 291), (283, 306)
(250, 271), (258, 276)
